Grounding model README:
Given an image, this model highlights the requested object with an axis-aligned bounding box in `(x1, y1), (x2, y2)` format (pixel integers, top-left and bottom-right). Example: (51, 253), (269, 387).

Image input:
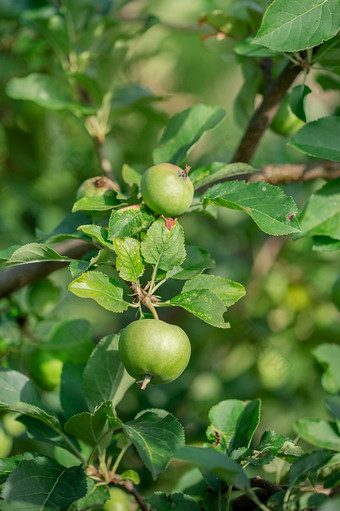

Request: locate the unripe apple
(140, 163), (194, 217)
(119, 319), (191, 389)
(29, 350), (63, 391)
(76, 176), (118, 200)
(102, 487), (131, 511)
(270, 95), (304, 137)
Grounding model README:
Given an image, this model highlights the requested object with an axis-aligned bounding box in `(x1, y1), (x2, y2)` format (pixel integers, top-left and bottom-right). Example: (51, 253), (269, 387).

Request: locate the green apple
(76, 176), (118, 200)
(119, 319), (191, 389)
(29, 350), (63, 391)
(0, 427), (13, 457)
(270, 95), (304, 137)
(102, 487), (131, 511)
(140, 163), (194, 217)
(27, 279), (60, 316)
(3, 413), (26, 437)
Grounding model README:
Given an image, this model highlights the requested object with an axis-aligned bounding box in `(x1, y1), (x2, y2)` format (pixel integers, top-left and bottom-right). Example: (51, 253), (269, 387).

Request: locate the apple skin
(270, 96), (304, 137)
(140, 163), (194, 217)
(0, 427), (13, 457)
(76, 176), (118, 200)
(119, 319), (191, 385)
(102, 487), (131, 511)
(29, 350), (63, 391)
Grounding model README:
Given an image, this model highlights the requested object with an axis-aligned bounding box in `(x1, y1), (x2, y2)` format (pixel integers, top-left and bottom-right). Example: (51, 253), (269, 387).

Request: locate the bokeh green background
(0, 0), (339, 491)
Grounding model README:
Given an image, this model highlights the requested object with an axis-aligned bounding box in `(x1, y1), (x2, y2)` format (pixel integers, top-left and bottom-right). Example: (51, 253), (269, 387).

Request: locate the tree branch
(231, 477), (285, 511)
(231, 59), (302, 163)
(195, 160), (340, 192)
(0, 239), (93, 299)
(118, 480), (152, 511)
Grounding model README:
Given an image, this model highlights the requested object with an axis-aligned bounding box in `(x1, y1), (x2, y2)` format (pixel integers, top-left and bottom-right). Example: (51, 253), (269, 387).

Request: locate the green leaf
(326, 395), (340, 421)
(123, 411), (185, 480)
(37, 212), (91, 244)
(290, 85), (312, 122)
(202, 180), (301, 235)
(207, 399), (260, 453)
(313, 236), (340, 252)
(60, 363), (88, 420)
(145, 492), (201, 511)
(38, 319), (92, 352)
(298, 179), (340, 241)
(232, 399), (261, 451)
(234, 62), (263, 129)
(0, 243), (71, 267)
(78, 224), (113, 250)
(234, 37), (277, 57)
(122, 164), (143, 187)
(294, 419), (340, 451)
(64, 401), (122, 449)
(175, 445), (249, 490)
(72, 193), (120, 212)
(160, 245), (215, 281)
(0, 368), (60, 430)
(182, 274), (245, 307)
(289, 449), (333, 488)
(253, 0), (340, 52)
(153, 104), (226, 165)
(250, 430), (299, 465)
(120, 470), (140, 484)
(0, 454), (34, 485)
(169, 289), (229, 329)
(108, 205), (154, 239)
(190, 162), (258, 190)
(207, 400), (246, 451)
(313, 343), (340, 394)
(0, 245), (21, 264)
(68, 271), (129, 313)
(141, 218), (186, 271)
(18, 416), (71, 450)
(289, 117), (340, 161)
(82, 334), (134, 413)
(113, 238), (144, 283)
(6, 73), (95, 114)
(1, 457), (87, 510)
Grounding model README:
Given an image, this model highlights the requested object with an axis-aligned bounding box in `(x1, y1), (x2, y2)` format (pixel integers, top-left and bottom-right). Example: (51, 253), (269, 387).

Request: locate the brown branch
(118, 480), (152, 511)
(231, 477), (285, 511)
(249, 160), (340, 184)
(94, 137), (120, 190)
(231, 60), (302, 163)
(0, 239), (93, 299)
(195, 161), (340, 192)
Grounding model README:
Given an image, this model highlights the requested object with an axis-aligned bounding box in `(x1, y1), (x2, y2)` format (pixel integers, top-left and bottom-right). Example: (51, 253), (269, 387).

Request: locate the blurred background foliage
(0, 0), (339, 492)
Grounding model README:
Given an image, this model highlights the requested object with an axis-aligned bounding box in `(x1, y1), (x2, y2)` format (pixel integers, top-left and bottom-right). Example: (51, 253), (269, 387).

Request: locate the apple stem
(137, 374), (153, 390)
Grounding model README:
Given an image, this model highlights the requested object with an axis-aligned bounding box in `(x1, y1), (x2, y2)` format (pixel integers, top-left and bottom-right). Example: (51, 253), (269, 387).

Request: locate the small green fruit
(102, 487), (131, 511)
(29, 350), (63, 391)
(140, 163), (194, 217)
(27, 279), (60, 316)
(270, 95), (304, 137)
(3, 413), (26, 437)
(76, 176), (118, 200)
(119, 319), (191, 389)
(0, 427), (12, 457)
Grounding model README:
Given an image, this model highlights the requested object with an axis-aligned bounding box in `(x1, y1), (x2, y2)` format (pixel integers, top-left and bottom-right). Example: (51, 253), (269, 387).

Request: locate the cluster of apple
(119, 163), (193, 389)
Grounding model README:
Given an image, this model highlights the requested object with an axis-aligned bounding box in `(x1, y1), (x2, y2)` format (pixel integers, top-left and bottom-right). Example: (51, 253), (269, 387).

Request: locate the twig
(195, 161), (340, 192)
(94, 137), (120, 189)
(231, 477), (285, 511)
(118, 480), (152, 511)
(0, 239), (93, 299)
(232, 60), (302, 163)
